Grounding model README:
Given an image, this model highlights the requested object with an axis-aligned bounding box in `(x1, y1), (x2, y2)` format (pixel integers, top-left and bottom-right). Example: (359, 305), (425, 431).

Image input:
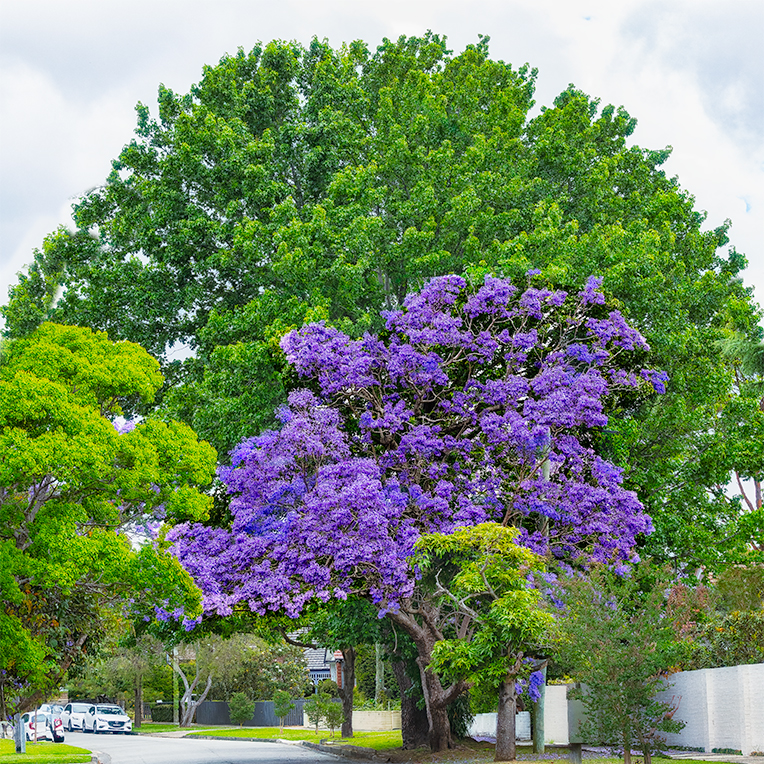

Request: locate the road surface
(64, 730), (344, 764)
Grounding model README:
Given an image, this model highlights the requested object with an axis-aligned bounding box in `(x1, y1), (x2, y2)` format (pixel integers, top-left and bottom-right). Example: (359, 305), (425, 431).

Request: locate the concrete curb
(300, 740), (391, 761)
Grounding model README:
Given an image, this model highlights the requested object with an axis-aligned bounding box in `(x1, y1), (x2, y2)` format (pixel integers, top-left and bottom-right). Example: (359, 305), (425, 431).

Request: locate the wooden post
(14, 713), (25, 753)
(134, 671), (142, 729)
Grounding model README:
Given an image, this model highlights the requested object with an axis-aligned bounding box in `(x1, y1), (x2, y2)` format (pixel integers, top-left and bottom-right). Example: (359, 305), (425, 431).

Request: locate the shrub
(228, 692), (255, 727)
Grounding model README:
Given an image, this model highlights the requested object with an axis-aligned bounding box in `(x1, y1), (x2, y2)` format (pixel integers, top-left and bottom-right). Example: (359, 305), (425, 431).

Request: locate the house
(304, 647), (345, 688)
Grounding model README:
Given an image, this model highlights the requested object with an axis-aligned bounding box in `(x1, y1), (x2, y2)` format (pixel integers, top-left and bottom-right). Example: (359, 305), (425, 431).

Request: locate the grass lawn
(135, 723), (219, 734)
(0, 738), (92, 763)
(187, 726), (402, 749)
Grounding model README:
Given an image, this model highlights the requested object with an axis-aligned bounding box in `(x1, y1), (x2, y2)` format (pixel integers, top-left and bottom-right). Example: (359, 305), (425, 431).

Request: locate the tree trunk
(134, 672), (142, 729)
(375, 643), (385, 703)
(495, 676), (517, 761)
(339, 646), (355, 738)
(392, 659), (429, 749)
(388, 605), (467, 752)
(623, 733), (632, 764)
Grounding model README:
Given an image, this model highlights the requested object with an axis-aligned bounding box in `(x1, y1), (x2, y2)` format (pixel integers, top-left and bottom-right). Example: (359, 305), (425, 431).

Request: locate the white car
(84, 704), (133, 734)
(20, 711), (54, 742)
(61, 702), (92, 731)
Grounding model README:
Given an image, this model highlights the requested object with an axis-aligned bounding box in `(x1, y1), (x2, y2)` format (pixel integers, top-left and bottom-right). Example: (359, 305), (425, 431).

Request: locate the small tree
(304, 692), (330, 733)
(557, 566), (685, 764)
(228, 692), (255, 727)
(272, 689), (295, 733)
(324, 700), (344, 739)
(418, 524), (556, 762)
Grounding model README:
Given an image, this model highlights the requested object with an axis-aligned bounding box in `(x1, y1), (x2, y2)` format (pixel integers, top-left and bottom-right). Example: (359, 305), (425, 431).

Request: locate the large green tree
(3, 33), (761, 572)
(0, 322), (216, 717)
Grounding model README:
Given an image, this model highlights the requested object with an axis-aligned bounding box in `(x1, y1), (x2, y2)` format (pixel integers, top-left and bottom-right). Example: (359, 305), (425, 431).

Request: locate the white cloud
(1, 0), (762, 313)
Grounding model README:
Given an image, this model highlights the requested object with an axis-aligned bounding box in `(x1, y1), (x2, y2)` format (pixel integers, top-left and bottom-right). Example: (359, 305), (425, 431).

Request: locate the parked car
(61, 702), (92, 732)
(20, 711), (53, 742)
(84, 704), (133, 734)
(45, 712), (65, 743)
(38, 703), (64, 716)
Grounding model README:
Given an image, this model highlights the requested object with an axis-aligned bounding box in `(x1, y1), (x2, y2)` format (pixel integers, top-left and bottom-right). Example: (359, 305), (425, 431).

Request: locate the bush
(150, 703), (174, 723)
(228, 692), (255, 727)
(317, 678), (339, 698)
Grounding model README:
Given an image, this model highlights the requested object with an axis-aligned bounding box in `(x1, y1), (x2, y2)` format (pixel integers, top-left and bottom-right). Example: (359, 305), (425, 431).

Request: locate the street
(64, 730), (344, 764)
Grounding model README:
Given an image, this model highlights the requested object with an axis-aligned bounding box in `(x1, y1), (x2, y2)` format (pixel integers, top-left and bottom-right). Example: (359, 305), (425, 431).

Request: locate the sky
(1, 0), (763, 325)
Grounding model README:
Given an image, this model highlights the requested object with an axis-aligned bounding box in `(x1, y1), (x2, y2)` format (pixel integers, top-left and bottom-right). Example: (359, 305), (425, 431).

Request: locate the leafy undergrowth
(0, 738), (92, 763)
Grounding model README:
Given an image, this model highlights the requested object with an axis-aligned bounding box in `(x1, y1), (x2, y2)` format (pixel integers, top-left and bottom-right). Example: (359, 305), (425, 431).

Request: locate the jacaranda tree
(170, 273), (664, 750)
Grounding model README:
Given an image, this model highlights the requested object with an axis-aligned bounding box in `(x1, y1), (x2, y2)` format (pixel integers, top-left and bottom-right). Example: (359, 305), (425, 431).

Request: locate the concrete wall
(351, 709), (401, 731)
(544, 685), (569, 745)
(656, 664), (764, 755)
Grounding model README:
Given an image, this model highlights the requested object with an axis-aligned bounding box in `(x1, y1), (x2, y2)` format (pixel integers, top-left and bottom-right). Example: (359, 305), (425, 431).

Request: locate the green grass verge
(135, 723), (218, 734)
(187, 726), (403, 750)
(0, 738), (92, 763)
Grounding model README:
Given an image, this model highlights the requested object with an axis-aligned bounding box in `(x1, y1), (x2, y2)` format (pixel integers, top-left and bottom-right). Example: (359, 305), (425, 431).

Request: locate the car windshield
(71, 704), (90, 712)
(96, 706), (123, 715)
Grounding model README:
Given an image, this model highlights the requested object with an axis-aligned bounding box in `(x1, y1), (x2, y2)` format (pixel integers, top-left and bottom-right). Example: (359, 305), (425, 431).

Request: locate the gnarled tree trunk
(388, 603), (467, 752)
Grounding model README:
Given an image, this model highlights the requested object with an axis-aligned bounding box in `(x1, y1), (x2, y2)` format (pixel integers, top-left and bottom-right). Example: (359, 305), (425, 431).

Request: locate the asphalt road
(63, 730), (343, 764)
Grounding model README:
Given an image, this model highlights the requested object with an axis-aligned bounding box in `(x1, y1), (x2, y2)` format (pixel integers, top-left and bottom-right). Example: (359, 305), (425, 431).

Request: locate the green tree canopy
(0, 323), (216, 716)
(3, 33), (761, 572)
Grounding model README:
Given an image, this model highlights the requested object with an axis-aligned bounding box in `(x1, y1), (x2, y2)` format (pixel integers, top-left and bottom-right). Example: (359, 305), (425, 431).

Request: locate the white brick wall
(465, 666), (764, 754)
(656, 664), (764, 755)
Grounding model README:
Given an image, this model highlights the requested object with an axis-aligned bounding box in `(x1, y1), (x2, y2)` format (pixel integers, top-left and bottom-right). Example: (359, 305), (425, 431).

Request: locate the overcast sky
(1, 0), (762, 327)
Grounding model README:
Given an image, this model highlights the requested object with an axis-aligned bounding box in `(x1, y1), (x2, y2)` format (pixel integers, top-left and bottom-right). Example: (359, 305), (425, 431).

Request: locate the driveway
(64, 730), (343, 764)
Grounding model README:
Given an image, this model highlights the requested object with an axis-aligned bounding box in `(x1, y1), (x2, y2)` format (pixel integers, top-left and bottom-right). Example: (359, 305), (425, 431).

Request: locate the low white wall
(467, 687), (569, 744)
(655, 663), (764, 756)
(467, 710), (531, 741)
(352, 709), (401, 731)
(544, 685), (569, 745)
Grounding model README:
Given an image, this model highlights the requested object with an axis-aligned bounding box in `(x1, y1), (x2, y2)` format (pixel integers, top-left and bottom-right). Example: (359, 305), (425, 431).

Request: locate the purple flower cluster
(170, 275), (663, 618)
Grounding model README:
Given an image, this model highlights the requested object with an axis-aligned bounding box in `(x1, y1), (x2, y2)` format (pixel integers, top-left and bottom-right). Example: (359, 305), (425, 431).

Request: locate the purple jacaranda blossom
(170, 274), (664, 619)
